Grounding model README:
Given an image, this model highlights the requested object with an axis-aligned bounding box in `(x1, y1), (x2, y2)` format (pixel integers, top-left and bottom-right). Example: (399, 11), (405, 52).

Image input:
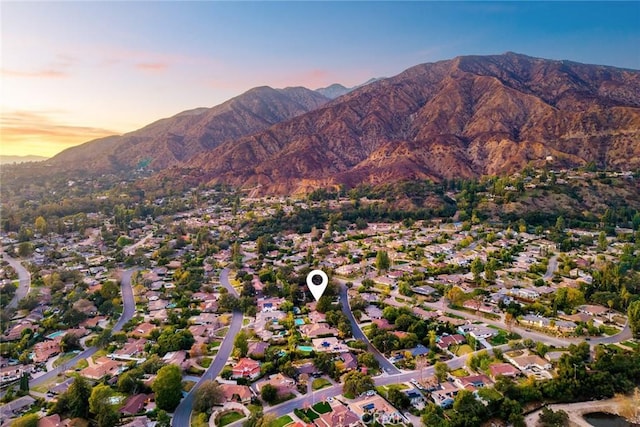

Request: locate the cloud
(1, 68), (68, 78)
(2, 53), (76, 79)
(0, 110), (117, 157)
(135, 62), (169, 72)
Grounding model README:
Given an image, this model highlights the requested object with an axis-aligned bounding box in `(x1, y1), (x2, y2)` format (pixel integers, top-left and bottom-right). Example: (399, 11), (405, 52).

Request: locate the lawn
(272, 415), (293, 427)
(312, 401), (332, 414)
(243, 318), (250, 326)
(453, 344), (474, 356)
(450, 368), (468, 377)
(217, 411), (245, 427)
(200, 357), (212, 368)
(312, 378), (332, 391)
(191, 412), (208, 427)
(182, 380), (196, 392)
(53, 352), (78, 368)
(296, 408), (320, 421)
(215, 327), (230, 337)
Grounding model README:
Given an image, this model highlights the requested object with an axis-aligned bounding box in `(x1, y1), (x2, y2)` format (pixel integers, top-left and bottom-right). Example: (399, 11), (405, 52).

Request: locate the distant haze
(0, 155), (48, 165)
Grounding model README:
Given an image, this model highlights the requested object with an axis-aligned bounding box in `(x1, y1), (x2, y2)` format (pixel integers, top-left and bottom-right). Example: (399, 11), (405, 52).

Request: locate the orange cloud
(0, 111), (117, 157)
(135, 62), (169, 72)
(1, 68), (68, 78)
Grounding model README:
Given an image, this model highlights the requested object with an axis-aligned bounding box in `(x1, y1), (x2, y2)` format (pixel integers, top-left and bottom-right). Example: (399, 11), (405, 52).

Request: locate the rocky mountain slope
(46, 86), (330, 173)
(174, 53), (640, 194)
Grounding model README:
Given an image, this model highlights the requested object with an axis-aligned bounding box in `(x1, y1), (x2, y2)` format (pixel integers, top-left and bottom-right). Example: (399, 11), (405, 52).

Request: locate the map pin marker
(306, 269), (328, 301)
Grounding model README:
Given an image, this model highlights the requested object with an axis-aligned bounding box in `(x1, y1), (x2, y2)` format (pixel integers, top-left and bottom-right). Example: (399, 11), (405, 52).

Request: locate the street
(30, 268), (137, 387)
(171, 267), (243, 426)
(1, 249), (31, 310)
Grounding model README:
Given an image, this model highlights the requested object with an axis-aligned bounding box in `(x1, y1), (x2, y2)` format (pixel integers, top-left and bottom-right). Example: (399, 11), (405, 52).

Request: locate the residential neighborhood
(0, 169), (639, 427)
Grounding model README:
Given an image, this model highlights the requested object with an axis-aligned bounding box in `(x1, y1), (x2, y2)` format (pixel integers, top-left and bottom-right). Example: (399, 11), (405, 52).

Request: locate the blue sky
(2, 1), (639, 156)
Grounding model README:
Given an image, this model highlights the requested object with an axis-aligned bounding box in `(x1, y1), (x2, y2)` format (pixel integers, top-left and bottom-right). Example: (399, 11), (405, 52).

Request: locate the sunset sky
(1, 1), (639, 158)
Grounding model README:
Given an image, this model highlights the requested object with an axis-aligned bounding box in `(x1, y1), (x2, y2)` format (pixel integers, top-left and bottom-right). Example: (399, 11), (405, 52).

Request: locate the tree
(357, 353), (379, 370)
(193, 380), (224, 412)
(17, 242), (34, 257)
(234, 330), (249, 358)
(256, 235), (269, 255)
(450, 389), (487, 427)
(538, 407), (569, 427)
(156, 410), (171, 427)
(343, 371), (374, 398)
(89, 384), (119, 427)
(628, 300), (640, 338)
(260, 383), (278, 404)
(470, 258), (484, 282)
(446, 286), (465, 306)
(598, 231), (608, 252)
(67, 376), (92, 418)
(61, 333), (81, 353)
(19, 372), (29, 393)
(34, 216), (47, 235)
(118, 371), (142, 394)
(10, 414), (38, 427)
(434, 361), (449, 382)
(375, 250), (391, 273)
(153, 364), (183, 411)
(421, 403), (449, 427)
(387, 387), (410, 410)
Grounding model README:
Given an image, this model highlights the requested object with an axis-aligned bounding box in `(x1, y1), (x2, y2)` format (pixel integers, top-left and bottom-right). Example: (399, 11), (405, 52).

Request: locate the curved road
(338, 281), (400, 375)
(1, 249), (31, 310)
(30, 268), (137, 387)
(171, 267), (243, 427)
(264, 344), (509, 418)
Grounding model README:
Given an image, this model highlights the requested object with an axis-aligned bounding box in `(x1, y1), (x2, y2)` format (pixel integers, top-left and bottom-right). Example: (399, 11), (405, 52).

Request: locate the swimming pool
(298, 346), (314, 352)
(295, 318), (305, 326)
(46, 331), (65, 339)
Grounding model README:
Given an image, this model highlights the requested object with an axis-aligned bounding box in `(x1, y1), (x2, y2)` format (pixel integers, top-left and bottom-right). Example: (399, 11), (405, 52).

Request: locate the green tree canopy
(152, 364), (183, 411)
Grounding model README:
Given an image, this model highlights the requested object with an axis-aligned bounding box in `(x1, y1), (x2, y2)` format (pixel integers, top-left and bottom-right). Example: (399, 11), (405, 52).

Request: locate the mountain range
(46, 52), (640, 194)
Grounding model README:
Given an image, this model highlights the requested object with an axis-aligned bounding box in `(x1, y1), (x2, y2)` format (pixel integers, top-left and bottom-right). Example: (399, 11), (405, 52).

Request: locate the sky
(1, 1), (639, 158)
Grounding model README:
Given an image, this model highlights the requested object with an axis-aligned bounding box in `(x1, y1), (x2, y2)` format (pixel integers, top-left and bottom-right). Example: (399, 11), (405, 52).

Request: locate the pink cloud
(1, 68), (67, 78)
(135, 62), (169, 72)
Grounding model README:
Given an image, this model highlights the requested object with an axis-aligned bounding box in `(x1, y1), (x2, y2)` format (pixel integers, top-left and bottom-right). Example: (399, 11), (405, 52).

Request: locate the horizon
(1, 1), (639, 158)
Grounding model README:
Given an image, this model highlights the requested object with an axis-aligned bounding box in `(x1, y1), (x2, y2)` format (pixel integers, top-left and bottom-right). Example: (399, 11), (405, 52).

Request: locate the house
(436, 334), (465, 351)
(458, 324), (498, 340)
(520, 314), (551, 329)
(256, 373), (295, 397)
(454, 374), (492, 391)
(350, 394), (403, 425)
(431, 382), (459, 408)
(409, 344), (430, 358)
(506, 352), (552, 371)
(33, 338), (61, 363)
(577, 304), (609, 317)
(120, 416), (157, 427)
(372, 318), (393, 330)
(191, 312), (220, 327)
(404, 388), (425, 409)
(300, 323), (339, 338)
(257, 297), (285, 312)
(220, 383), (253, 403)
(412, 285), (437, 296)
(312, 337), (348, 353)
(339, 352), (358, 371)
(80, 358), (122, 380)
(248, 341), (270, 358)
(488, 363), (520, 380)
(231, 358), (261, 380)
(0, 395), (36, 420)
(130, 322), (157, 338)
(38, 414), (71, 427)
(115, 338), (147, 358)
(119, 393), (151, 415)
(316, 404), (361, 427)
